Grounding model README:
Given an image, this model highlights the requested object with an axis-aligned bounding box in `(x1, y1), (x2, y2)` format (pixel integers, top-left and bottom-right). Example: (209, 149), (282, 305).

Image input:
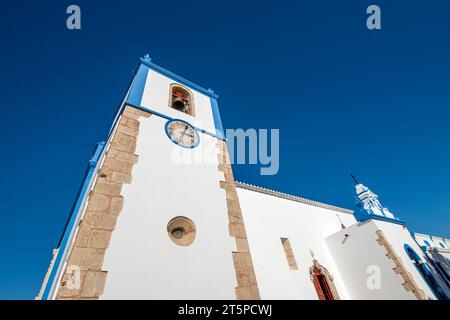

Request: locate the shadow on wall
(428, 249), (450, 284)
(405, 244), (448, 300)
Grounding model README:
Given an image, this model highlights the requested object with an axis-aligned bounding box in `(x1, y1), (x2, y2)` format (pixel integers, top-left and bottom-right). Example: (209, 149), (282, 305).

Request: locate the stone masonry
(375, 230), (428, 300)
(55, 105), (150, 299)
(217, 140), (261, 300)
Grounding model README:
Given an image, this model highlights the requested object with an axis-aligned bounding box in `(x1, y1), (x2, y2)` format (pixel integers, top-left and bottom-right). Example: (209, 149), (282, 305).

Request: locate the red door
(312, 267), (334, 300)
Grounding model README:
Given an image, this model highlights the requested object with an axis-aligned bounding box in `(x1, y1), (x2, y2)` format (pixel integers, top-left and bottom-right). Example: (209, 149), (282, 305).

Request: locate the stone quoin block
(81, 271), (108, 298)
(57, 270), (87, 298)
(83, 212), (117, 231)
(74, 226), (92, 247)
(110, 171), (133, 184)
(114, 151), (139, 164)
(86, 193), (111, 212)
(122, 109), (141, 119)
(103, 158), (134, 175)
(114, 132), (137, 146)
(95, 181), (122, 196)
(123, 106), (150, 119)
(109, 196), (124, 215)
(119, 116), (140, 130)
(110, 140), (136, 154)
(69, 247), (105, 271)
(87, 230), (112, 249)
(117, 125), (139, 137)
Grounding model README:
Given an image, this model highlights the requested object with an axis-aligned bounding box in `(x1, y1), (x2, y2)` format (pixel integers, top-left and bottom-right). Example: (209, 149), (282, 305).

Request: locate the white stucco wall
(236, 187), (356, 300)
(100, 72), (236, 299)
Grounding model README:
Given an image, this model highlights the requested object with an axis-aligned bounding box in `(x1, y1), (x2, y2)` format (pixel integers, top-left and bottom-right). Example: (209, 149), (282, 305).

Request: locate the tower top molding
(139, 54), (219, 100)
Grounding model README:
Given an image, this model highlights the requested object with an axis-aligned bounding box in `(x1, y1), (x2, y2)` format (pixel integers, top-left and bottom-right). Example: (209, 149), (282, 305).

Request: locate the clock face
(165, 119), (200, 148)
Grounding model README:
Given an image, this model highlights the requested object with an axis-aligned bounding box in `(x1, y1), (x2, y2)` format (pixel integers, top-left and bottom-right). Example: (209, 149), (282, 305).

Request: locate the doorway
(310, 261), (339, 300)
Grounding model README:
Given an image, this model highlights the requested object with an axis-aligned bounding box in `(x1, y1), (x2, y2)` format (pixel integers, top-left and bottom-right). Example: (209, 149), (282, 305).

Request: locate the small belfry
(351, 175), (400, 223)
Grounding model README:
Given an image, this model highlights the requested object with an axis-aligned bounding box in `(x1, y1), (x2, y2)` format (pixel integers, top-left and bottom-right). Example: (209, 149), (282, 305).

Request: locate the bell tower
(38, 55), (260, 300)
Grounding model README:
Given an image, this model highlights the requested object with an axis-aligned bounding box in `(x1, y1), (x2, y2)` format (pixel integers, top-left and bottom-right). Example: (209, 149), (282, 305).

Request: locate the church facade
(37, 56), (450, 300)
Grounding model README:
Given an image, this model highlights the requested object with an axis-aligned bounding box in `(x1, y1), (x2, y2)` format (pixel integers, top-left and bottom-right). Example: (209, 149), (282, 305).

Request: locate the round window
(167, 217), (196, 246)
(171, 227), (185, 239)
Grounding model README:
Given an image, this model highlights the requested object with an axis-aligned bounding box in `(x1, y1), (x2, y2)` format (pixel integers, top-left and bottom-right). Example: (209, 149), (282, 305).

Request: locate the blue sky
(1, 0), (449, 299)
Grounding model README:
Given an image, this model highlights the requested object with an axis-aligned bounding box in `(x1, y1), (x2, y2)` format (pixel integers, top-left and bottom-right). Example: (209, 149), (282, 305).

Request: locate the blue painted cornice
(355, 211), (407, 226)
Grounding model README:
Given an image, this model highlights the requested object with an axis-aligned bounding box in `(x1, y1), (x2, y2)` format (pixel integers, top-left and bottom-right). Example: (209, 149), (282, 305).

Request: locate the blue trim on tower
(127, 64), (149, 106)
(125, 102), (225, 141)
(41, 142), (106, 300)
(139, 55), (219, 100)
(210, 98), (225, 140)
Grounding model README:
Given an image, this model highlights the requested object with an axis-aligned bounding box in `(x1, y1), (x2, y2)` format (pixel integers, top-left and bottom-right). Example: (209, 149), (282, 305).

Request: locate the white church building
(37, 56), (450, 300)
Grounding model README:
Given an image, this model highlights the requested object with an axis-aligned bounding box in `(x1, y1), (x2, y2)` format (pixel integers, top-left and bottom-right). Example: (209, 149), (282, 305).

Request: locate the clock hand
(180, 126), (195, 138)
(182, 125), (188, 137)
(181, 131), (195, 137)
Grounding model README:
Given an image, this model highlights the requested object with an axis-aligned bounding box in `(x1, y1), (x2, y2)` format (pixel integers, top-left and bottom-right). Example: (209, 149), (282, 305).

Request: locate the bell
(172, 96), (187, 111)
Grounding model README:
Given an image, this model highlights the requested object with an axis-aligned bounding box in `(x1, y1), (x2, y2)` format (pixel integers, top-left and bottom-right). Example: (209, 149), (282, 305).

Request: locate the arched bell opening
(169, 84), (195, 117)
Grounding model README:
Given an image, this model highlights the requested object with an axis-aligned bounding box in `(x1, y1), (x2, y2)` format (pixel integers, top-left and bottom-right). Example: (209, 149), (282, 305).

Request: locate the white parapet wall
(236, 184), (356, 300)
